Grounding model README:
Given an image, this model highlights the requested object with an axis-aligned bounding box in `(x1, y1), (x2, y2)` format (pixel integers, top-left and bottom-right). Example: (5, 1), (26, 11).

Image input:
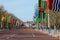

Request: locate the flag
(44, 1), (47, 9)
(48, 0), (60, 12)
(48, 0), (53, 10)
(34, 11), (40, 23)
(40, 8), (44, 12)
(35, 8), (39, 16)
(59, 2), (60, 9)
(39, 0), (42, 8)
(33, 7), (39, 22)
(33, 7), (39, 19)
(11, 19), (15, 26)
(8, 16), (12, 19)
(43, 12), (46, 21)
(7, 16), (12, 23)
(52, 0), (59, 12)
(35, 16), (40, 23)
(2, 15), (6, 22)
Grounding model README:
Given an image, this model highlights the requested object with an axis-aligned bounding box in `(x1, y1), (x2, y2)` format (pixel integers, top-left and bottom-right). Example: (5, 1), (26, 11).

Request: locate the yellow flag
(2, 15), (6, 22)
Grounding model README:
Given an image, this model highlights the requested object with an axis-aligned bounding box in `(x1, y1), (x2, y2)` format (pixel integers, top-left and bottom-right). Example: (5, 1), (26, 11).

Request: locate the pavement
(35, 29), (60, 38)
(0, 28), (60, 40)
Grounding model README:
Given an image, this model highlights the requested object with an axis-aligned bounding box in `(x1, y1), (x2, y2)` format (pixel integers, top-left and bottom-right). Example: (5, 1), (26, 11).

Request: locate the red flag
(40, 8), (44, 12)
(48, 0), (53, 10)
(11, 19), (14, 26)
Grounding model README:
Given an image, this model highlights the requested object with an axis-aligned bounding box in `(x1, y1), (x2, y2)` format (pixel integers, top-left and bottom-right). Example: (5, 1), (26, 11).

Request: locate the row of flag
(1, 15), (19, 27)
(33, 0), (60, 23)
(33, 0), (47, 23)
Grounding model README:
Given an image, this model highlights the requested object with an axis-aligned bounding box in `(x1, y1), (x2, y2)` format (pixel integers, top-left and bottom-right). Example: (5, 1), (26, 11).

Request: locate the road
(0, 28), (60, 40)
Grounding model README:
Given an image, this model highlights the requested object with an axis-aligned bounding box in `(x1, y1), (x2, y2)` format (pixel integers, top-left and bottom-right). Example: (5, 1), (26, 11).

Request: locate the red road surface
(0, 28), (60, 40)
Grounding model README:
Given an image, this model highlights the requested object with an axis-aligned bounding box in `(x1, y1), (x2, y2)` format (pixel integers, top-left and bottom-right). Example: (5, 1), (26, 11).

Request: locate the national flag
(2, 15), (6, 22)
(11, 19), (15, 26)
(35, 16), (40, 23)
(48, 0), (53, 10)
(39, 0), (42, 8)
(59, 2), (60, 9)
(52, 0), (59, 12)
(48, 0), (60, 12)
(40, 8), (44, 12)
(8, 16), (12, 19)
(33, 5), (39, 18)
(34, 11), (40, 23)
(7, 16), (12, 23)
(43, 12), (46, 21)
(35, 8), (39, 17)
(44, 1), (47, 9)
(33, 8), (39, 22)
(35, 8), (39, 16)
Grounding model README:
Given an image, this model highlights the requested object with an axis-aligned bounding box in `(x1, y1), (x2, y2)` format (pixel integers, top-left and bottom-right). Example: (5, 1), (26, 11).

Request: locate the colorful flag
(33, 6), (39, 19)
(44, 1), (47, 9)
(35, 8), (39, 17)
(33, 7), (40, 23)
(2, 15), (6, 22)
(48, 0), (53, 10)
(59, 2), (60, 9)
(11, 19), (15, 26)
(39, 0), (42, 8)
(43, 12), (46, 21)
(35, 16), (40, 23)
(7, 16), (12, 23)
(52, 0), (60, 12)
(34, 12), (40, 23)
(48, 0), (60, 12)
(40, 8), (44, 12)
(8, 16), (12, 19)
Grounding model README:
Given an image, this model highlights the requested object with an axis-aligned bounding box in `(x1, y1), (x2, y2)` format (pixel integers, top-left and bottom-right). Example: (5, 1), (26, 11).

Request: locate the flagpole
(7, 14), (8, 30)
(48, 10), (50, 28)
(42, 0), (44, 31)
(48, 7), (50, 34)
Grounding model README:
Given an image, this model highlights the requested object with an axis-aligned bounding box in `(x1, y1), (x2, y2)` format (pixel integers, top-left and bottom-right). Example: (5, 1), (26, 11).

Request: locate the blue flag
(35, 8), (39, 17)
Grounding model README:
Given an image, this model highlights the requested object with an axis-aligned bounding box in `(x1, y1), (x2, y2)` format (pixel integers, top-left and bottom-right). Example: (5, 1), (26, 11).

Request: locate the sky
(0, 0), (38, 22)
